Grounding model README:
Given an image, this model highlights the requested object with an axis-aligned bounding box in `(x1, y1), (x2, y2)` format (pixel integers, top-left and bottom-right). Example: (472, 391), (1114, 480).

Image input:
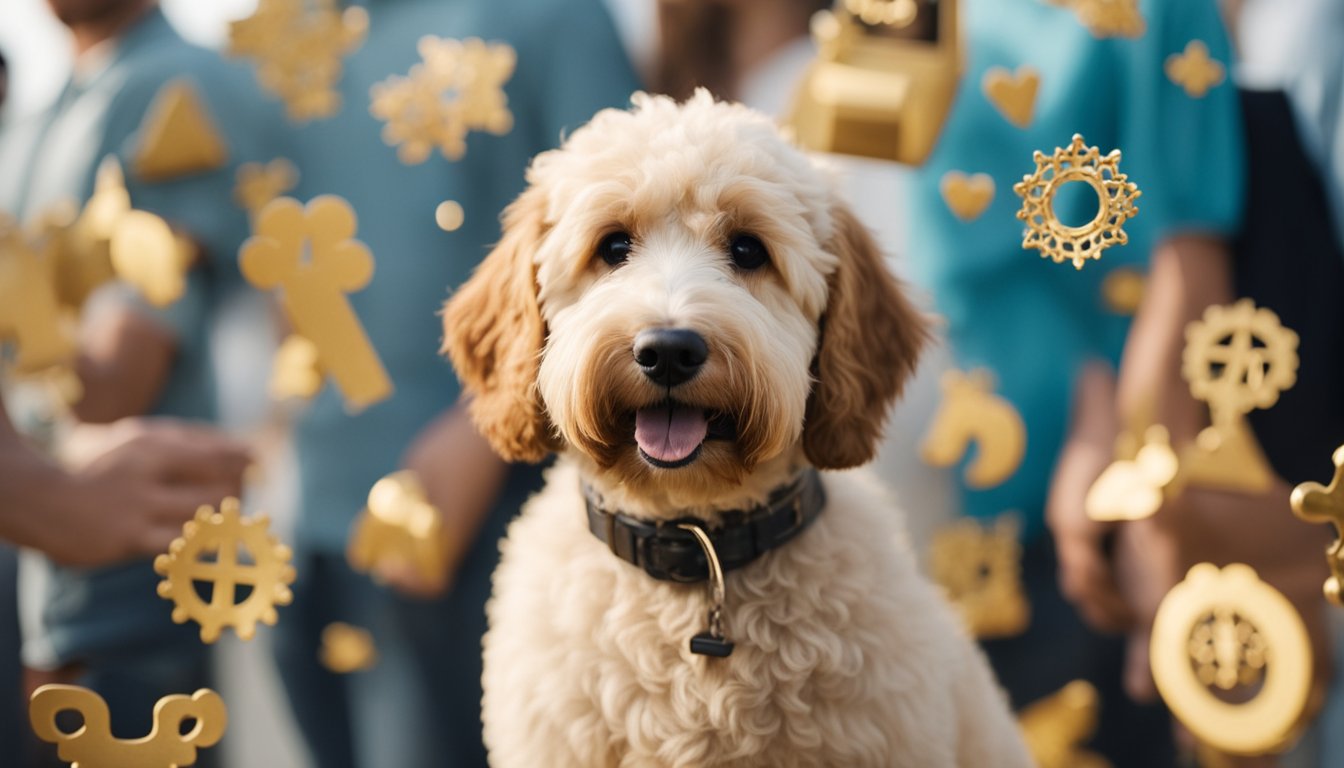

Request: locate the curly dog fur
(444, 91), (1032, 767)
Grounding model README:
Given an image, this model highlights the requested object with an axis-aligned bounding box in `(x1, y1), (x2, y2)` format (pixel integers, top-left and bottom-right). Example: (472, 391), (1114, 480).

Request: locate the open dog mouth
(633, 400), (736, 469)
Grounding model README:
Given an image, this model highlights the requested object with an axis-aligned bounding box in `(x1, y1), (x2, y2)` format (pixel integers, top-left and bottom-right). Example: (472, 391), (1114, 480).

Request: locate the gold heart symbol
(940, 172), (996, 221)
(982, 66), (1040, 128)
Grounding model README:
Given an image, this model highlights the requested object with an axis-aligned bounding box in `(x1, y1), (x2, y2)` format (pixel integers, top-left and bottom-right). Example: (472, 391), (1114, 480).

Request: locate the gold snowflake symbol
(1049, 0), (1146, 39)
(1166, 41), (1226, 98)
(1014, 134), (1140, 269)
(228, 0), (368, 122)
(1188, 607), (1269, 691)
(370, 37), (516, 165)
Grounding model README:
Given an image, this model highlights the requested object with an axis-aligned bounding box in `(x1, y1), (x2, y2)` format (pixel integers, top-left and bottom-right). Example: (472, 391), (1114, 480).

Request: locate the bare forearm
(73, 305), (176, 423)
(1116, 234), (1234, 442)
(0, 401), (77, 551)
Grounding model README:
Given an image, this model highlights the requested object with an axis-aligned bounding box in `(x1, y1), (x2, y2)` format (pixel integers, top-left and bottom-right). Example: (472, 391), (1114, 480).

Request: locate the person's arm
(0, 399), (251, 566)
(71, 293), (178, 423)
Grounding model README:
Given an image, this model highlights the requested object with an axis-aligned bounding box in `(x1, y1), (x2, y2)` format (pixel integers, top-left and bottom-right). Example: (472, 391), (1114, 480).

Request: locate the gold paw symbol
(347, 470), (448, 590)
(921, 369), (1027, 489)
(370, 37), (516, 164)
(155, 497), (296, 643)
(1015, 134), (1140, 269)
(1049, 0), (1146, 39)
(1150, 564), (1312, 756)
(1018, 680), (1111, 768)
(240, 195), (393, 411)
(229, 0), (368, 122)
(1291, 445), (1344, 605)
(1086, 425), (1178, 522)
(940, 172), (995, 221)
(30, 684), (226, 768)
(1166, 41), (1226, 98)
(234, 159), (299, 220)
(929, 515), (1030, 638)
(320, 622), (379, 674)
(982, 66), (1039, 129)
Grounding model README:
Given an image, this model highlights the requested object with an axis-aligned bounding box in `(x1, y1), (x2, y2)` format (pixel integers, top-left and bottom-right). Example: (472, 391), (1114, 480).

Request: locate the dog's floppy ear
(803, 204), (929, 469)
(442, 187), (558, 462)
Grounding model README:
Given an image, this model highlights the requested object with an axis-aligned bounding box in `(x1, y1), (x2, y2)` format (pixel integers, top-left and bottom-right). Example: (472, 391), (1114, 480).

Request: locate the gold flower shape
(1014, 134), (1140, 269)
(154, 497), (296, 644)
(228, 0), (368, 122)
(1166, 40), (1226, 98)
(1187, 608), (1268, 691)
(370, 37), (516, 164)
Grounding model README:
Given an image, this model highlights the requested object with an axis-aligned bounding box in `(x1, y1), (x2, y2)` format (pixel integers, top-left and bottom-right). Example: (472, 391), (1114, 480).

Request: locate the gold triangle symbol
(132, 79), (229, 181)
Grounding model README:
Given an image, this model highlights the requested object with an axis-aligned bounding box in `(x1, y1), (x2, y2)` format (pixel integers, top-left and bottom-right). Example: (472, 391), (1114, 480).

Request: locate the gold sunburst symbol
(1014, 134), (1140, 269)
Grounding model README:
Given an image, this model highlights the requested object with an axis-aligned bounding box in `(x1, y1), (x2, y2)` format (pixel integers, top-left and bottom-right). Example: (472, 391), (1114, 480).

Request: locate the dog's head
(444, 91), (927, 504)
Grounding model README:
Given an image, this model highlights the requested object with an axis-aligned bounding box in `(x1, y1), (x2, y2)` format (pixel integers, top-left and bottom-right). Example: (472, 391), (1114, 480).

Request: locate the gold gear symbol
(154, 497), (296, 643)
(1014, 134), (1141, 269)
(1182, 299), (1299, 422)
(1150, 563), (1313, 756)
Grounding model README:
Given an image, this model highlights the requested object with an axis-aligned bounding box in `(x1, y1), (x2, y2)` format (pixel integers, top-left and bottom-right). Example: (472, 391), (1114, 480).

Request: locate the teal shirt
(909, 0), (1244, 539)
(0, 7), (280, 665)
(282, 0), (640, 552)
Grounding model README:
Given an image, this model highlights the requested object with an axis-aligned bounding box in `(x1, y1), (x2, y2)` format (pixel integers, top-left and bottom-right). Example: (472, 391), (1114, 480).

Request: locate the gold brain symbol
(154, 497), (295, 643)
(1182, 299), (1299, 422)
(369, 36), (516, 164)
(1014, 134), (1140, 269)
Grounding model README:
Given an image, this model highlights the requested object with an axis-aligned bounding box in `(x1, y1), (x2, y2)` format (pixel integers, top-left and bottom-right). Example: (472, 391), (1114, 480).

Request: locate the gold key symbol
(240, 195), (392, 411)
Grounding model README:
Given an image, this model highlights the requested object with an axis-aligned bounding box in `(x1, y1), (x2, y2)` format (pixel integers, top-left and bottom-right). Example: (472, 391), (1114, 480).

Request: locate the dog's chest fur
(482, 461), (1029, 768)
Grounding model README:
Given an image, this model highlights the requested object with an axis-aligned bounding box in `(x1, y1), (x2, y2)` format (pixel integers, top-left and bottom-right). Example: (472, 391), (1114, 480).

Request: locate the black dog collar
(583, 468), (826, 585)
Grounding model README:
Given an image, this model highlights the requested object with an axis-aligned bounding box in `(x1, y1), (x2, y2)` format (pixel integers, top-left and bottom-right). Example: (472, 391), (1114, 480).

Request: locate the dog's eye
(728, 234), (769, 271)
(597, 232), (633, 266)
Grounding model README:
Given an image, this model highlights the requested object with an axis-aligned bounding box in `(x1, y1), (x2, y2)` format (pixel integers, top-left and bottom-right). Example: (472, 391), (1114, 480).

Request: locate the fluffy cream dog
(444, 91), (1032, 768)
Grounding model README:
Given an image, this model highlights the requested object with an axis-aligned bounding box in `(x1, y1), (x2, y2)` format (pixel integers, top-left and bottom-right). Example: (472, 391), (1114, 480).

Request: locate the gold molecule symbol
(30, 684), (226, 768)
(154, 497), (296, 643)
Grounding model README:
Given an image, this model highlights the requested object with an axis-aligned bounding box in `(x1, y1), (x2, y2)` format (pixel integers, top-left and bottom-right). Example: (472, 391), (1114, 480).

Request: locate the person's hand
(378, 405), (509, 598)
(39, 418), (252, 567)
(1048, 362), (1137, 633)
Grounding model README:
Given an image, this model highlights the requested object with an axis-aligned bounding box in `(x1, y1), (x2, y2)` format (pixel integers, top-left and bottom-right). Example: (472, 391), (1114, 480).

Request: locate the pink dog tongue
(635, 403), (708, 463)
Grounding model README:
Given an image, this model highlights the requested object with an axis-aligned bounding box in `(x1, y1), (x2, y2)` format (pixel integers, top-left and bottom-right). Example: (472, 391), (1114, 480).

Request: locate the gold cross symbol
(239, 195), (392, 411)
(1166, 41), (1226, 99)
(1291, 445), (1344, 605)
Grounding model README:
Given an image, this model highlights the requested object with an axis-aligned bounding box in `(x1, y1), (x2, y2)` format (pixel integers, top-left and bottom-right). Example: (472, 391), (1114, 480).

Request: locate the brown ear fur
(803, 205), (929, 469)
(441, 188), (557, 462)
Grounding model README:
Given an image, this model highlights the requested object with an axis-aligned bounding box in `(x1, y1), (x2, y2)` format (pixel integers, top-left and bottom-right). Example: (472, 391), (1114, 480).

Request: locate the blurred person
(0, 50), (9, 114)
(0, 0), (279, 759)
(245, 1), (638, 765)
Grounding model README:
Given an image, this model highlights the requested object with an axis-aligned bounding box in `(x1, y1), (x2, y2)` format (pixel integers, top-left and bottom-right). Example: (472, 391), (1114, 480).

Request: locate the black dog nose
(633, 328), (708, 387)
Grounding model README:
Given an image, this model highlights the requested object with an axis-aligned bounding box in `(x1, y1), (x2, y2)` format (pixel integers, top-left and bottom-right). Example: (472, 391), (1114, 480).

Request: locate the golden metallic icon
(1151, 563), (1312, 756)
(228, 0), (368, 122)
(370, 37), (517, 165)
(109, 210), (190, 307)
(348, 470), (448, 588)
(982, 66), (1040, 129)
(235, 159), (299, 219)
(921, 369), (1027, 489)
(1101, 267), (1145, 314)
(132, 80), (229, 182)
(1290, 445), (1344, 605)
(1166, 40), (1225, 98)
(1049, 0), (1146, 39)
(843, 0), (917, 26)
(240, 195), (393, 411)
(154, 497), (296, 644)
(1176, 300), (1297, 494)
(1086, 425), (1179, 522)
(1014, 134), (1141, 269)
(0, 215), (77, 374)
(1018, 680), (1110, 768)
(939, 171), (995, 221)
(30, 684), (226, 768)
(435, 200), (465, 232)
(787, 0), (962, 166)
(269, 334), (323, 401)
(320, 622), (378, 674)
(929, 515), (1030, 638)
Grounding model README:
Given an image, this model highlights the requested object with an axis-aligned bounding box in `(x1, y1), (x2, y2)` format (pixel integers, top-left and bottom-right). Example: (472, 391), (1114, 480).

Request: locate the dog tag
(690, 632), (734, 658)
